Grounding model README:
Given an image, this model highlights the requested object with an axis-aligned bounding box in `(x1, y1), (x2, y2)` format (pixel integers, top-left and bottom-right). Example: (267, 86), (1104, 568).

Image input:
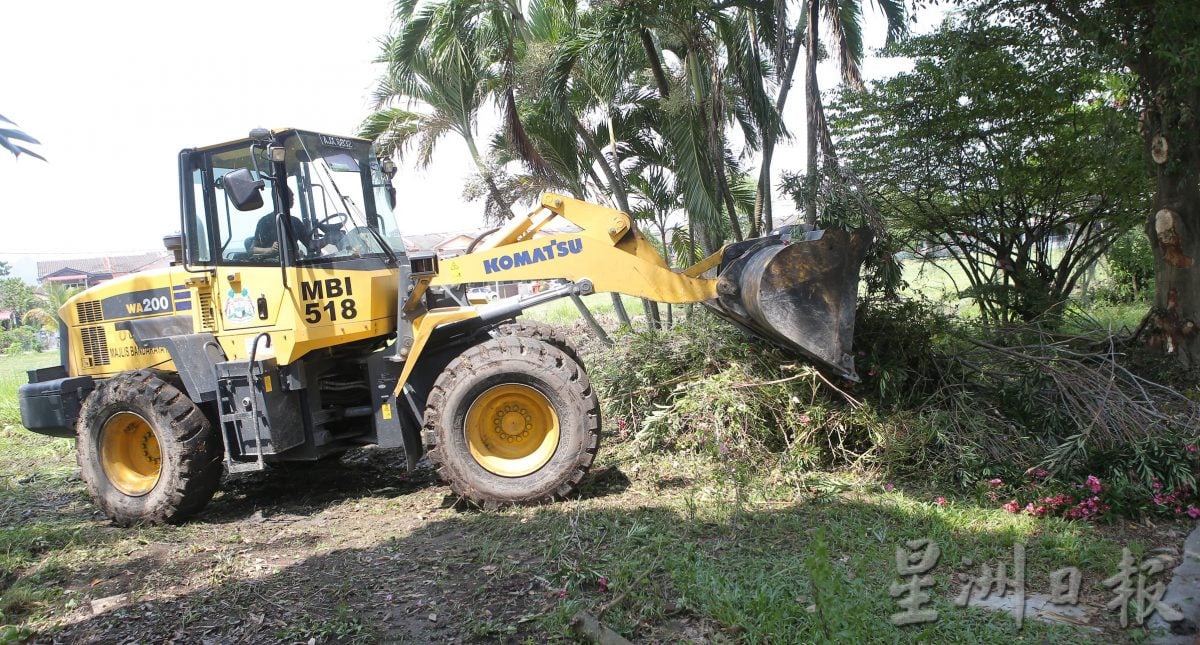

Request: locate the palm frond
(824, 0), (865, 90)
(870, 0), (908, 46)
(0, 116), (45, 161)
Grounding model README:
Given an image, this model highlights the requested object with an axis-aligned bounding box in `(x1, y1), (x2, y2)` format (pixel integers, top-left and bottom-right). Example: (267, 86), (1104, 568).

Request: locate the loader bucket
(708, 227), (873, 381)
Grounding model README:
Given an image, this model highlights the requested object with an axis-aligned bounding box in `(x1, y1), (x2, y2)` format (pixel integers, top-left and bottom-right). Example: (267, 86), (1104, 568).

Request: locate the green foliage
(590, 296), (1200, 517)
(829, 16), (1148, 325)
(589, 312), (761, 434)
(852, 297), (953, 407)
(0, 279), (36, 322)
(0, 625), (32, 645)
(0, 327), (42, 355)
(1097, 229), (1154, 303)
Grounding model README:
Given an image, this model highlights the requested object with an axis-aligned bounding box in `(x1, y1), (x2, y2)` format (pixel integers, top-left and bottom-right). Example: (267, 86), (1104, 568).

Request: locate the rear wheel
(77, 370), (223, 526)
(423, 337), (600, 508)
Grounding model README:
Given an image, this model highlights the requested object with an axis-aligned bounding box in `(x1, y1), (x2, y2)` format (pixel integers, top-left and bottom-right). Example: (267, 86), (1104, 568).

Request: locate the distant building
(36, 252), (172, 288)
(0, 308), (16, 330)
(403, 229), (493, 259)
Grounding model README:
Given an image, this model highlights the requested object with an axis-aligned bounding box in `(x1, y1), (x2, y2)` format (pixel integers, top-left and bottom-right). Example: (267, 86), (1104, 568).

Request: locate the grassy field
(0, 352), (57, 426)
(0, 348), (1184, 643)
(524, 292), (656, 326)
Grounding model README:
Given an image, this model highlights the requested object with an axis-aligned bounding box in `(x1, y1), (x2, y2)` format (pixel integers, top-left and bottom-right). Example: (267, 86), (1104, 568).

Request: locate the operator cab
(180, 129), (405, 269)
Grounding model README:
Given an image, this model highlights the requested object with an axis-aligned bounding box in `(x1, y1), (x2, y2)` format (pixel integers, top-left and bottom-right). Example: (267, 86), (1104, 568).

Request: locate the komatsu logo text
(483, 238), (583, 275)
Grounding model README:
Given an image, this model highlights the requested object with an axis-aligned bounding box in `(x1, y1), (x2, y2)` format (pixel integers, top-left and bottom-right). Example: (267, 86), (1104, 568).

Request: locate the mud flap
(708, 227), (873, 380)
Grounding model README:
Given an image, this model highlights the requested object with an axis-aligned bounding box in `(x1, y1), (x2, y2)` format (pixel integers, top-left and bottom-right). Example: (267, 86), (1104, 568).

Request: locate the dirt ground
(6, 439), (1194, 644)
(18, 448), (646, 644)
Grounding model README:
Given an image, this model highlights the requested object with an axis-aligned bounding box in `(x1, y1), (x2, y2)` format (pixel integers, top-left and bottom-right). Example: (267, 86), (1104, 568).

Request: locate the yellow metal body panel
(433, 194), (720, 304)
(62, 264), (397, 378)
(60, 268), (183, 377)
(393, 308), (482, 397)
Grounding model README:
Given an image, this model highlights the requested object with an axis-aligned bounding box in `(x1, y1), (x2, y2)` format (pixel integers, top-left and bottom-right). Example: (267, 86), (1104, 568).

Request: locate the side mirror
(380, 157), (398, 209)
(223, 168), (265, 211)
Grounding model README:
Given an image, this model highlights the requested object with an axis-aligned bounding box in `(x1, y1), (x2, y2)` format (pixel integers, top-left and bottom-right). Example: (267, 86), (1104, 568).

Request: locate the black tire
(76, 370), (223, 526)
(494, 319), (583, 366)
(423, 337), (601, 508)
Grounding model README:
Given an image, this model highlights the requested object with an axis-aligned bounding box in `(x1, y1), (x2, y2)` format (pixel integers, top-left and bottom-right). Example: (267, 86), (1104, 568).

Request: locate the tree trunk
(756, 12), (805, 235)
(640, 28), (671, 100)
(570, 293), (612, 346)
(570, 115), (633, 328)
(1144, 100), (1200, 365)
(707, 77), (744, 242)
(803, 0), (820, 228)
(464, 135), (513, 219)
(573, 116), (631, 216)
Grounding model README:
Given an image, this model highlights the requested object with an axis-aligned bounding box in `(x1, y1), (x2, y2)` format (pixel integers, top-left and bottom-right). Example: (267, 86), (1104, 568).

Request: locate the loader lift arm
(392, 192), (871, 401)
(434, 194), (720, 303)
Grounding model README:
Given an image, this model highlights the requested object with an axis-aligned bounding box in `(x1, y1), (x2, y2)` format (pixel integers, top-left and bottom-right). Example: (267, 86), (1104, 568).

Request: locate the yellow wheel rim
(99, 412), (162, 496)
(465, 384), (559, 477)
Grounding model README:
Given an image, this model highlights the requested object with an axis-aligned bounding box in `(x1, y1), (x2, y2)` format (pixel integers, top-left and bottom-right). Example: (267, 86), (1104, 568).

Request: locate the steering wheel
(317, 212), (349, 228)
(308, 213), (350, 253)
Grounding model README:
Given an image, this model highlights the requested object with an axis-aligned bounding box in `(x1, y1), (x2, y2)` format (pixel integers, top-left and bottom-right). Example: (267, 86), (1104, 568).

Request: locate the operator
(249, 187), (308, 257)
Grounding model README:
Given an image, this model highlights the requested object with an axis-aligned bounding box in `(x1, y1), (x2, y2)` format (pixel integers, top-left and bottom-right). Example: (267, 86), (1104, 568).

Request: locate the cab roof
(188, 128), (372, 153)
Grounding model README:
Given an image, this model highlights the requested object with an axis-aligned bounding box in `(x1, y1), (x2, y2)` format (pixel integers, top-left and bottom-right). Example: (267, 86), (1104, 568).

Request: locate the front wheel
(76, 370), (223, 526)
(423, 337), (601, 508)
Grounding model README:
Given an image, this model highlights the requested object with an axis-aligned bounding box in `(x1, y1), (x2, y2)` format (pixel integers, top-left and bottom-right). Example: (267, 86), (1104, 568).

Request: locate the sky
(0, 0), (940, 284)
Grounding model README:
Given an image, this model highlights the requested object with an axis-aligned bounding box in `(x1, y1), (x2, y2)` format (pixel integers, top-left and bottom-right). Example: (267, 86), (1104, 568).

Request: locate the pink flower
(1188, 506), (1200, 519)
(868, 368), (877, 377)
(1187, 444), (1198, 454)
(799, 414), (812, 425)
(884, 482), (896, 492)
(1085, 475), (1102, 494)
(988, 478), (1003, 488)
(1002, 499), (1020, 513)
(558, 589), (567, 599)
(598, 577), (609, 592)
(934, 497), (946, 507)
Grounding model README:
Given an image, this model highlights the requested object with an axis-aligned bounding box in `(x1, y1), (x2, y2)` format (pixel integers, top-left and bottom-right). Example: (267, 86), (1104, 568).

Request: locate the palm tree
(802, 0), (906, 226)
(362, 34), (515, 220)
(22, 283), (80, 330)
(1, 114), (44, 161)
(752, 5), (803, 234)
(363, 0), (550, 222)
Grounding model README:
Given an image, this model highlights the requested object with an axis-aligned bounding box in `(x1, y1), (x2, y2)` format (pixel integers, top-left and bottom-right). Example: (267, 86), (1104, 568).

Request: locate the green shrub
(851, 297), (955, 408)
(0, 327), (42, 355)
(585, 297), (1200, 516)
(1097, 229), (1154, 303)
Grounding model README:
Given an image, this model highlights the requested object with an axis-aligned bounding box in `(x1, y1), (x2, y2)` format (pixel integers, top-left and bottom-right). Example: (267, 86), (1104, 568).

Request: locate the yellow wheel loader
(18, 128), (871, 525)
